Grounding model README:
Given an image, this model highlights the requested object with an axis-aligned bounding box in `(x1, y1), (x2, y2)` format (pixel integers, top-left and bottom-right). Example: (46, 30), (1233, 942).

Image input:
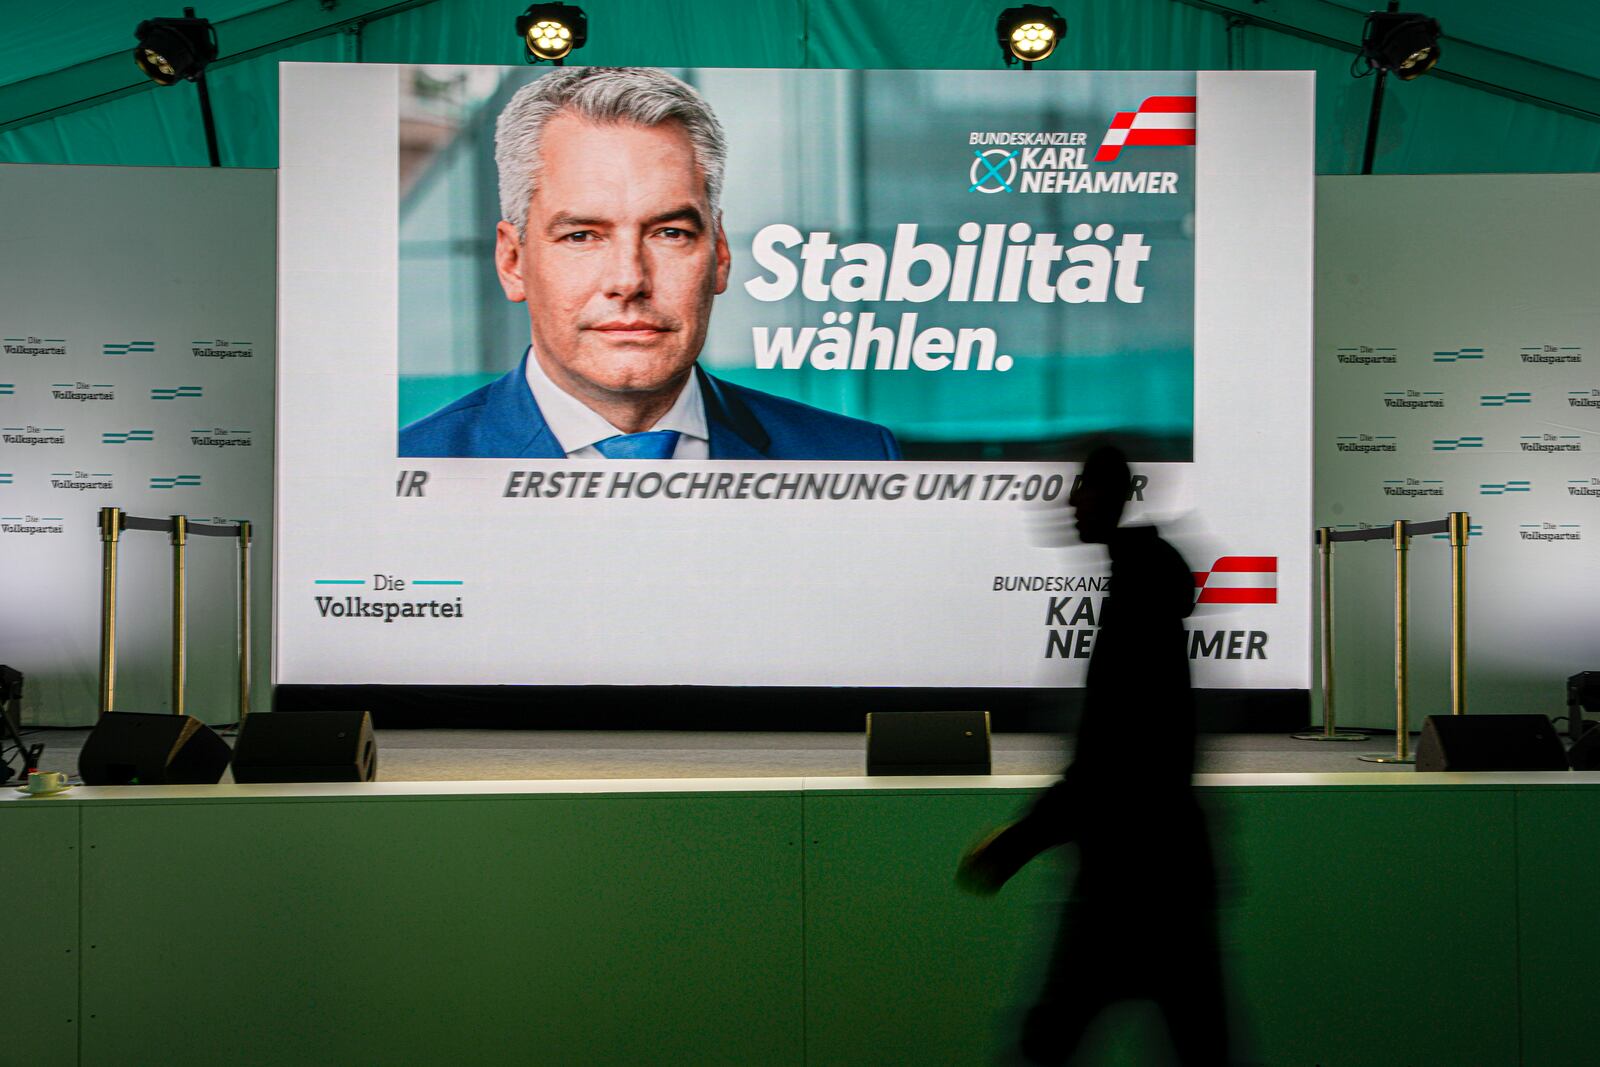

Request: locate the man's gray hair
(494, 67), (727, 238)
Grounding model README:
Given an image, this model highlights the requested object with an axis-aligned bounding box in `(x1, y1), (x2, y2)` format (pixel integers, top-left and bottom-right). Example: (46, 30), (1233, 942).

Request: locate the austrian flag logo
(1095, 96), (1197, 163)
(1193, 556), (1277, 605)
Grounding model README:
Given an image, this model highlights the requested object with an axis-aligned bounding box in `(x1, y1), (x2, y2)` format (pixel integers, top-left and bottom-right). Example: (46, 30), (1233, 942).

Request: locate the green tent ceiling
(2, 0), (1598, 172)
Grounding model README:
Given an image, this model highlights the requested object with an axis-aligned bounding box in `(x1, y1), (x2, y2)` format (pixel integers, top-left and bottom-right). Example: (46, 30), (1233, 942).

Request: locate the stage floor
(21, 728), (1414, 782)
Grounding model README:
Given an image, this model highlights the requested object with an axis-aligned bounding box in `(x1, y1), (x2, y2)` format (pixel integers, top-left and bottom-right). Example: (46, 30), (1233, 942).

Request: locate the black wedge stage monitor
(79, 712), (231, 786)
(1414, 714), (1567, 773)
(867, 711), (992, 776)
(233, 710), (378, 783)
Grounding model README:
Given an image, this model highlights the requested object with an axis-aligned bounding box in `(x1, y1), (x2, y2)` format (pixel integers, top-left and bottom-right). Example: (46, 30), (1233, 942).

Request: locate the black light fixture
(517, 3), (588, 65)
(997, 6), (1067, 69)
(1354, 1), (1442, 175)
(1359, 7), (1442, 80)
(133, 7), (222, 167)
(134, 8), (217, 85)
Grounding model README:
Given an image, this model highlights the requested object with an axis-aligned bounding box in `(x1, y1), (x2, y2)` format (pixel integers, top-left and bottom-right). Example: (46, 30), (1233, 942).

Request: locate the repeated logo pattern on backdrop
(1, 316), (271, 717)
(6, 339), (261, 516)
(1, 327), (263, 546)
(1318, 271), (1597, 728)
(1323, 338), (1593, 545)
(0, 162), (276, 724)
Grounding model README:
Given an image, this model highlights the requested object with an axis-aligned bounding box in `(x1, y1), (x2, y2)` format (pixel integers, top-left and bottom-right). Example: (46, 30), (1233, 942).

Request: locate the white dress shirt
(522, 346), (710, 459)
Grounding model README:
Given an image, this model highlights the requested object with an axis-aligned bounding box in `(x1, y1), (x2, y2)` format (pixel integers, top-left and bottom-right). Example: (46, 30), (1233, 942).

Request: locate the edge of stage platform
(8, 770), (1600, 804)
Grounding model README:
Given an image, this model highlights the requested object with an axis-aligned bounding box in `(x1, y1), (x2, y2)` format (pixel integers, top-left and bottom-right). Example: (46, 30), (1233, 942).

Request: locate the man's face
(494, 112), (730, 408)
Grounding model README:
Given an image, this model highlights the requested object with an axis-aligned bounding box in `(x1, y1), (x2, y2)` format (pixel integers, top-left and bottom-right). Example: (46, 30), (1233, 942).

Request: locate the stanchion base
(1292, 731), (1369, 742)
(1358, 753), (1415, 764)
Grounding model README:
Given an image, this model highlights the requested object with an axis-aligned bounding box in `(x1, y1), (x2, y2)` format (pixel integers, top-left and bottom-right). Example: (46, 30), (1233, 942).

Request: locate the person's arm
(956, 762), (1081, 894)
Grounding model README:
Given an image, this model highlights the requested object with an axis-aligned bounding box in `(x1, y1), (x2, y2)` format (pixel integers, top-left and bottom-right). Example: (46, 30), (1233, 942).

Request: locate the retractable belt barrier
(97, 506), (253, 724)
(1297, 512), (1470, 765)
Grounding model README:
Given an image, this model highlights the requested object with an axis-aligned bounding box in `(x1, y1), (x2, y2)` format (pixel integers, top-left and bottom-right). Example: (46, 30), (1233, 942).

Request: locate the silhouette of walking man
(960, 444), (1229, 1065)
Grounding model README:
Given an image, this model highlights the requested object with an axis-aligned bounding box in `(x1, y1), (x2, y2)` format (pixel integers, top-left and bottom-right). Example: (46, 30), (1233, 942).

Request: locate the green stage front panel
(23, 778), (1596, 1064)
(1514, 787), (1600, 1067)
(804, 784), (1523, 1067)
(801, 787), (1124, 1066)
(79, 792), (804, 1067)
(0, 803), (81, 1060)
(1213, 786), (1520, 1067)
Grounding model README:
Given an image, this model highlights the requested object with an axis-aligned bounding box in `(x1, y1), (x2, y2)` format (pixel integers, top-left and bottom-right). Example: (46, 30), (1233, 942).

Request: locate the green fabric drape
(1248, 28), (1600, 174)
(0, 0), (274, 89)
(2, 0), (1598, 173)
(0, 34), (343, 168)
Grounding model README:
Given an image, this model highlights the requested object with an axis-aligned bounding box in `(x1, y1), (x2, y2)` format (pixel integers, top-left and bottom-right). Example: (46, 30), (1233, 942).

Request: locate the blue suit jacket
(399, 353), (901, 460)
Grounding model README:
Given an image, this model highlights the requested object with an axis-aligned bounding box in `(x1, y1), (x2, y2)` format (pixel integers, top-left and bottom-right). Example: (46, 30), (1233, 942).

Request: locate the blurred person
(959, 443), (1229, 1065)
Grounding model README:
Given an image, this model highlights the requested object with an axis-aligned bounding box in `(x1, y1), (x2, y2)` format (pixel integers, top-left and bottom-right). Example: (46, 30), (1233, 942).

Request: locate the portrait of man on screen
(399, 67), (902, 461)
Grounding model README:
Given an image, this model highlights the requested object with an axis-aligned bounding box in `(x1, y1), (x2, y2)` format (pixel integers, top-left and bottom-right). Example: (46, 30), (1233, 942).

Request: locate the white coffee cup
(25, 770), (70, 794)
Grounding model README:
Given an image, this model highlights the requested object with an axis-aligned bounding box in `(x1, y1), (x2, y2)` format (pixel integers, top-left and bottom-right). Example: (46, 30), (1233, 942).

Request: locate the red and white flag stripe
(1094, 96), (1197, 163)
(1192, 556), (1277, 605)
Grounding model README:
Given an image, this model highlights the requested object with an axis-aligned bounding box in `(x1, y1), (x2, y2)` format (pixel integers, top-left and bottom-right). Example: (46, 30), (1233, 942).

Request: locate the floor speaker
(1414, 714), (1567, 772)
(78, 712), (232, 785)
(232, 711), (377, 783)
(866, 710), (991, 776)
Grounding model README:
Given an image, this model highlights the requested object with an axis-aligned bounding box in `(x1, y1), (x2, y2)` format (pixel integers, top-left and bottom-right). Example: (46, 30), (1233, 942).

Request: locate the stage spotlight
(133, 7), (222, 167)
(517, 3), (588, 65)
(997, 6), (1067, 68)
(1359, 8), (1441, 80)
(1353, 2), (1441, 174)
(133, 8), (218, 86)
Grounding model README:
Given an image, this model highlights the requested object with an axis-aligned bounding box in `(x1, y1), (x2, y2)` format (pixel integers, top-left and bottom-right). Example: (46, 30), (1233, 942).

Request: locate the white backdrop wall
(1315, 174), (1600, 730)
(0, 164), (276, 727)
(4, 168), (1594, 727)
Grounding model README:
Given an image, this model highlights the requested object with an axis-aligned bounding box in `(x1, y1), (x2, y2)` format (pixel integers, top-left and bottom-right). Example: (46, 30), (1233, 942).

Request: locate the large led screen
(276, 64), (1312, 689)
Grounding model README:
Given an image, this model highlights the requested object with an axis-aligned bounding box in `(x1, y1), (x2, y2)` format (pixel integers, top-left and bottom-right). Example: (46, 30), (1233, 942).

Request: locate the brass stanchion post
(1362, 520), (1414, 764)
(1296, 527), (1366, 741)
(1449, 511), (1469, 716)
(237, 520), (252, 725)
(98, 506), (123, 717)
(171, 515), (188, 717)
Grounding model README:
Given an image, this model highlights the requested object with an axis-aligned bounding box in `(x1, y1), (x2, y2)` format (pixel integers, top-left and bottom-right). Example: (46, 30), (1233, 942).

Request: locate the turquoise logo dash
(149, 474), (202, 489)
(151, 385), (202, 400)
(1479, 480), (1531, 495)
(1480, 391), (1532, 407)
(104, 341), (156, 356)
(103, 429), (155, 444)
(313, 578), (366, 585)
(1431, 524), (1484, 540)
(1432, 436), (1483, 451)
(1432, 348), (1485, 363)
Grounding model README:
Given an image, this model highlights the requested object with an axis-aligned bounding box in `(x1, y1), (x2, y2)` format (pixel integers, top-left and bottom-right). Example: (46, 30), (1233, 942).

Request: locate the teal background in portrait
(396, 68), (1195, 459)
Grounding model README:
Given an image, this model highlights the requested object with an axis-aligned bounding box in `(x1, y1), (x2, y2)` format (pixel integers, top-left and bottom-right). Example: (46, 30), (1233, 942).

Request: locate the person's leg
(1017, 902), (1115, 1065)
(1019, 983), (1104, 1065)
(1152, 921), (1231, 1066)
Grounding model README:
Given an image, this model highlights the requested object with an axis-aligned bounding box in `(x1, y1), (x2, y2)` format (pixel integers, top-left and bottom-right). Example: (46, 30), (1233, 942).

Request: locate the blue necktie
(593, 430), (680, 459)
